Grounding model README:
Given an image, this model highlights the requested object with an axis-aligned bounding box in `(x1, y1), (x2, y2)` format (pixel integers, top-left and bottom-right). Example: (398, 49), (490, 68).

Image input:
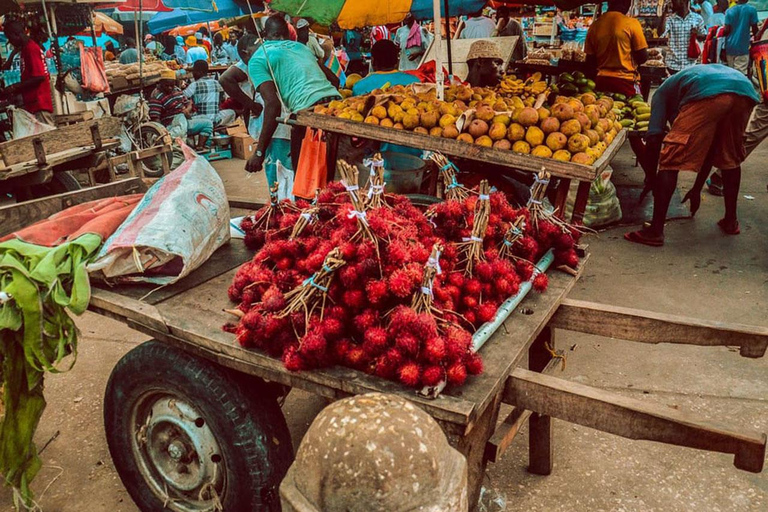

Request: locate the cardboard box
(231, 133), (256, 160)
(226, 118), (247, 135)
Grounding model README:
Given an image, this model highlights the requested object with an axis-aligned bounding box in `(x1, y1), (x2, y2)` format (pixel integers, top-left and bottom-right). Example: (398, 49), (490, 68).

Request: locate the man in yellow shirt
(585, 0), (649, 97)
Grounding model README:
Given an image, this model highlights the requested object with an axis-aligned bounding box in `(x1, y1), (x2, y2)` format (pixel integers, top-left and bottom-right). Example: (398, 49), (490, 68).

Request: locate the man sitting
(465, 40), (503, 87)
(149, 69), (213, 151)
(352, 40), (420, 96)
(184, 60), (236, 128)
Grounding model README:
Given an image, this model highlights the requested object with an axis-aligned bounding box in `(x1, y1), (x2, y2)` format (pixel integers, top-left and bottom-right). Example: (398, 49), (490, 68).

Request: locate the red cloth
(20, 39), (53, 114)
(201, 39), (212, 54)
(595, 76), (640, 97)
(2, 195), (143, 246)
(404, 60), (451, 85)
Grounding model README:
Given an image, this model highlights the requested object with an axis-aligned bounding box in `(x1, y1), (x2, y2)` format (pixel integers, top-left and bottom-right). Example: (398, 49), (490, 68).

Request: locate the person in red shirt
(0, 19), (54, 125)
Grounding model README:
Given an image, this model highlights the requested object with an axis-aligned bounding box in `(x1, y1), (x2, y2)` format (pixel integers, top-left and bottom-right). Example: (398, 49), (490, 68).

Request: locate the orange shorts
(659, 93), (755, 172)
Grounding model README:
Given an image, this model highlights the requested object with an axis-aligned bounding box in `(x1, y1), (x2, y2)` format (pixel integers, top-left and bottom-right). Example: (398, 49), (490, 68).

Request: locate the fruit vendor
(584, 0), (649, 98)
(465, 40), (504, 88)
(624, 64), (759, 247)
(184, 60), (236, 128)
(246, 14), (341, 174)
(148, 69), (214, 151)
(352, 40), (420, 96)
(0, 19), (54, 126)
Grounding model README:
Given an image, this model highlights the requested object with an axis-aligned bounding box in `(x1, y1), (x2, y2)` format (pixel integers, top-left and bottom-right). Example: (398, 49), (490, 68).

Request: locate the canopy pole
(90, 8), (98, 48)
(432, 0), (444, 100)
(443, 0), (452, 77)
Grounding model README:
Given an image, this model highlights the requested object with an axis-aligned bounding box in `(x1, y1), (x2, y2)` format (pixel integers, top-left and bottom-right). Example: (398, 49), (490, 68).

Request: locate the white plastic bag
(87, 142), (230, 284)
(276, 159), (295, 202)
(11, 107), (55, 139)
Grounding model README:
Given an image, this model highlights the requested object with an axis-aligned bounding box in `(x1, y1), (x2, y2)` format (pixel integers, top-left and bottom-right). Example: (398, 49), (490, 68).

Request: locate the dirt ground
(1, 140), (766, 511)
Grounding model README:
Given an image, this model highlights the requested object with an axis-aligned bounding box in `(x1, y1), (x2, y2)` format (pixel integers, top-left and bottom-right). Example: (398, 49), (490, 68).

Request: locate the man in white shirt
(394, 14), (433, 71)
(296, 19), (325, 60)
(460, 10), (497, 39)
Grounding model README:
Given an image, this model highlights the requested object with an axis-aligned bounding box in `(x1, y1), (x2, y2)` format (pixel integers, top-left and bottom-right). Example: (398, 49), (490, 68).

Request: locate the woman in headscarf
(174, 35), (186, 64)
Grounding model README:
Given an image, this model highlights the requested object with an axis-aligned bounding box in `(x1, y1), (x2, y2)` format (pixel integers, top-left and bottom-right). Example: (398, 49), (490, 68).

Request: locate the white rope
(462, 236), (483, 243)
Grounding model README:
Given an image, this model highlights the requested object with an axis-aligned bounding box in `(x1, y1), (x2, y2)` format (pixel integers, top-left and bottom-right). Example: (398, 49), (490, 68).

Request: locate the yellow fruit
(531, 145), (553, 158)
(393, 122), (404, 130)
(546, 132), (568, 151)
(475, 135), (493, 147)
(525, 126), (545, 147)
(457, 133), (474, 143)
(475, 105), (495, 122)
(406, 107), (419, 116)
(580, 93), (597, 105)
(492, 114), (511, 127)
(552, 149), (571, 162)
(597, 119), (612, 133)
(442, 125), (460, 139)
(493, 139), (512, 150)
(585, 129), (600, 146)
(575, 112), (591, 131)
(388, 103), (403, 119)
(510, 96), (525, 110)
(512, 141), (531, 154)
(551, 103), (575, 121)
(468, 119), (489, 138)
(439, 114), (457, 128)
(421, 111), (439, 129)
(345, 73), (363, 87)
(338, 111), (352, 120)
(380, 118), (394, 128)
(429, 126), (443, 137)
(537, 107), (550, 120)
(340, 89), (353, 98)
(351, 113), (364, 122)
(364, 116), (380, 125)
(493, 99), (508, 111)
(506, 123), (526, 142)
(567, 98), (585, 113)
(571, 152), (595, 165)
(439, 103), (458, 116)
(414, 126), (429, 134)
(403, 113), (420, 130)
(518, 107), (539, 127)
(540, 117), (560, 134)
(560, 119), (582, 137)
(489, 122), (507, 141)
(328, 100), (344, 110)
(567, 134), (590, 154)
(456, 87), (473, 102)
(584, 105), (600, 127)
(371, 105), (387, 120)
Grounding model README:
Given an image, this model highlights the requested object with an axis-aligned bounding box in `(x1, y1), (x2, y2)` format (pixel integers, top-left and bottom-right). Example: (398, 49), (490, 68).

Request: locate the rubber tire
(104, 340), (293, 512)
(49, 171), (82, 193)
(136, 123), (173, 178)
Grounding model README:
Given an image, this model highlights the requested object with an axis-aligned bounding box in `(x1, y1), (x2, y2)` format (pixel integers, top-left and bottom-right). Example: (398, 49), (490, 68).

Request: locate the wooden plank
(54, 111), (94, 126)
(503, 368), (767, 473)
(528, 326), (554, 475)
(89, 288), (169, 335)
(0, 178), (145, 237)
(227, 197), (265, 210)
(455, 255), (588, 433)
(0, 141), (120, 180)
(0, 117), (123, 166)
(571, 180), (591, 225)
(292, 111), (607, 181)
(550, 299), (768, 358)
(95, 241), (254, 305)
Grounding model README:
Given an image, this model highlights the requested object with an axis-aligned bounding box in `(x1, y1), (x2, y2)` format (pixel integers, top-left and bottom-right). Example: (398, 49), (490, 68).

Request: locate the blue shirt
(724, 3), (758, 56)
(186, 46), (208, 65)
(248, 40), (340, 113)
(648, 64), (760, 135)
(352, 71), (420, 96)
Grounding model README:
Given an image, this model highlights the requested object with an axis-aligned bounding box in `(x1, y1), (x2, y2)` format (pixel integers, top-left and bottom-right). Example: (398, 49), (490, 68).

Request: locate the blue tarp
(147, 0), (245, 34)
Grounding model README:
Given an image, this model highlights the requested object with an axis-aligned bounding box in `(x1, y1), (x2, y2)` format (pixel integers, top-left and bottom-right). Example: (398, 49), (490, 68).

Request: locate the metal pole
(443, 0), (452, 77)
(432, 0), (444, 100)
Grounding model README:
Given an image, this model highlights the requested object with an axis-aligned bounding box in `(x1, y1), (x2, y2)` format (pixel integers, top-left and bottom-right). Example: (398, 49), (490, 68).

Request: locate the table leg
(571, 181), (591, 226)
(528, 326), (554, 475)
(553, 178), (571, 220)
(326, 132), (340, 182)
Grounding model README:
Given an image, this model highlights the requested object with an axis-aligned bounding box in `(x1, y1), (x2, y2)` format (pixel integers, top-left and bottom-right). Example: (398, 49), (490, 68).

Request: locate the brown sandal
(624, 230), (664, 247)
(717, 218), (740, 235)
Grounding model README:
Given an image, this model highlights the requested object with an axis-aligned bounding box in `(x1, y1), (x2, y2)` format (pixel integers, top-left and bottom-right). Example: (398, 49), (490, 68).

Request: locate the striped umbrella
(267, 0), (488, 29)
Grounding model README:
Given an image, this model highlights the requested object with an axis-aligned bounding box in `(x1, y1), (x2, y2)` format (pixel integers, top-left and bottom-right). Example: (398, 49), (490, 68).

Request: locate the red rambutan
(464, 311), (477, 326)
(388, 269), (416, 298)
(262, 286), (287, 312)
(477, 302), (498, 324)
(532, 273), (549, 292)
(516, 260), (535, 281)
(464, 352), (484, 375)
(398, 361), (421, 387)
(353, 309), (380, 332)
(299, 331), (327, 357)
(462, 296), (479, 310)
(342, 289), (367, 310)
(345, 345), (369, 369)
(464, 278), (482, 297)
(445, 326), (472, 360)
(282, 345), (305, 372)
(448, 272), (465, 288)
(363, 327), (389, 356)
(424, 336), (446, 363)
(321, 317), (345, 340)
(475, 261), (494, 282)
(365, 280), (389, 306)
(395, 333), (420, 356)
(422, 365), (444, 386)
(242, 310), (264, 331)
(446, 362), (468, 386)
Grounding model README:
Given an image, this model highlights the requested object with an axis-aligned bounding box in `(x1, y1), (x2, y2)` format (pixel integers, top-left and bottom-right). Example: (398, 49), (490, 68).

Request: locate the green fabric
(270, 0), (346, 27)
(0, 233), (102, 506)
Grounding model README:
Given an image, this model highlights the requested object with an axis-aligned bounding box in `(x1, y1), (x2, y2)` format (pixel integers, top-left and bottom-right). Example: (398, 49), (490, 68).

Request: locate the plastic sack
(276, 159), (295, 202)
(477, 486), (507, 512)
(79, 43), (110, 94)
(87, 142), (230, 284)
(292, 128), (328, 200)
(565, 167), (622, 228)
(11, 107), (55, 138)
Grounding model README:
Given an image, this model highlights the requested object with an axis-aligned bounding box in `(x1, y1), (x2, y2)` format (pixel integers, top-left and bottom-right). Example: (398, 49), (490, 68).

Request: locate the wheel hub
(132, 394), (225, 511)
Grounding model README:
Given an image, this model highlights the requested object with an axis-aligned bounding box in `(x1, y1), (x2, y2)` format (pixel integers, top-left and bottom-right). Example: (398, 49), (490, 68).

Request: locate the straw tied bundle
(411, 243), (444, 316)
(363, 152), (388, 209)
(428, 152), (470, 201)
(278, 248), (346, 324)
(499, 215), (527, 260)
(338, 160), (378, 243)
(457, 180), (491, 275)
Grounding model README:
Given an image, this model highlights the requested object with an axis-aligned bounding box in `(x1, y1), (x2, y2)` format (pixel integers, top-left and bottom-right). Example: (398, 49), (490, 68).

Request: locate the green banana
(635, 106), (651, 115)
(635, 113), (651, 121)
(620, 119), (635, 128)
(636, 121), (649, 128)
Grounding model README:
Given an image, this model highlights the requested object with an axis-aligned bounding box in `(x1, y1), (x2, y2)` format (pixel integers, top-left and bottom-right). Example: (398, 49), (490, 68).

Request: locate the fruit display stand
(4, 179), (766, 511)
(290, 108), (627, 225)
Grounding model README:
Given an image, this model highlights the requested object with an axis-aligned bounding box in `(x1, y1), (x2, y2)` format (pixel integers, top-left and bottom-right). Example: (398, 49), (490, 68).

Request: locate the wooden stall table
(290, 109), (627, 225)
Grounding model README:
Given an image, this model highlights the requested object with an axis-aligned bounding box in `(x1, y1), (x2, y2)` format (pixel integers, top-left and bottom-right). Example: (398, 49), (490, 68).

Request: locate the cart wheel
(136, 122), (173, 178)
(104, 340), (293, 512)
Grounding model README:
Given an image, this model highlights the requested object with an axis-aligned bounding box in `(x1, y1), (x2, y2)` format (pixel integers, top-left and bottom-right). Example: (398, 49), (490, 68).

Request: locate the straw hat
(466, 40), (503, 62)
(160, 69), (177, 82)
(185, 35), (197, 46)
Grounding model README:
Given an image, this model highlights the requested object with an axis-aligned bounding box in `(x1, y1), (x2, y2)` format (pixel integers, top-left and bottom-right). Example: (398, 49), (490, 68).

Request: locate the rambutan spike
(411, 243), (444, 317)
(277, 248), (346, 326)
(428, 152), (469, 201)
(290, 206), (320, 239)
(456, 180), (491, 275)
(499, 215), (527, 260)
(363, 152), (390, 210)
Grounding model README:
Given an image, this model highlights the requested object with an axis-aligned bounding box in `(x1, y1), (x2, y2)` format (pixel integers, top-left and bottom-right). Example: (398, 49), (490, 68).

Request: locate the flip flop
(624, 230), (664, 247)
(681, 189), (701, 217)
(717, 218), (740, 235)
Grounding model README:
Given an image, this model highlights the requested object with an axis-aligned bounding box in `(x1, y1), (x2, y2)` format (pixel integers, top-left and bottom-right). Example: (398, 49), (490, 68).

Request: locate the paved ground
(1, 141), (766, 511)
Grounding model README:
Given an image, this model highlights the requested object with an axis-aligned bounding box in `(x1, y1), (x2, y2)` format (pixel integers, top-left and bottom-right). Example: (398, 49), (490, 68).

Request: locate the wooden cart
(290, 110), (627, 226)
(2, 179), (766, 511)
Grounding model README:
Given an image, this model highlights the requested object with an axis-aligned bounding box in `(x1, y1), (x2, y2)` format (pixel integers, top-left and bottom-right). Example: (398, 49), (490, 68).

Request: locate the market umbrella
(99, 0), (173, 12)
(81, 11), (125, 36)
(168, 19), (223, 35)
(268, 0), (486, 29)
(148, 0), (245, 33)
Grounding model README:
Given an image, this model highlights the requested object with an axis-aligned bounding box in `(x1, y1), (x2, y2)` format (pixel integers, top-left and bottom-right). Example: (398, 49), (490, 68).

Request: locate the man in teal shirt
(246, 14), (340, 174)
(625, 65), (759, 247)
(352, 40), (420, 96)
(723, 0), (758, 74)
